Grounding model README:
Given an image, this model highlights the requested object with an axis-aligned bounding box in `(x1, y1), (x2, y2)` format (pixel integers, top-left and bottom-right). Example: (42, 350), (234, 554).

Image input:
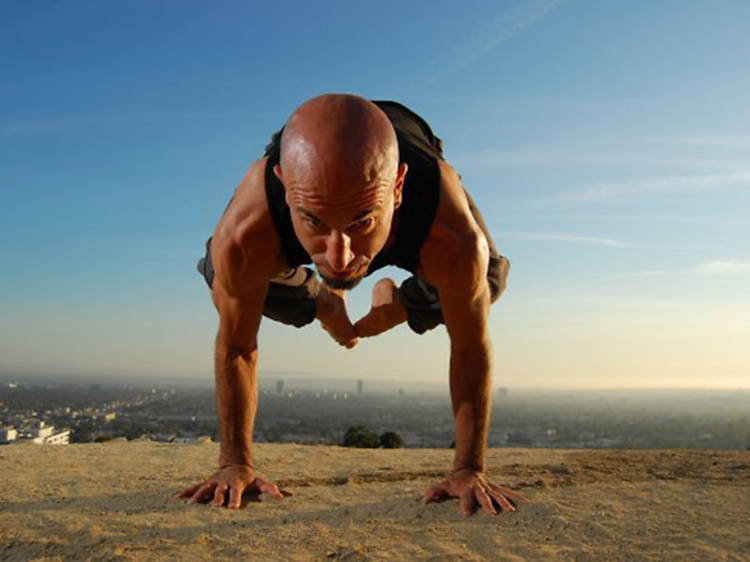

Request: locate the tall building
(276, 380), (284, 394)
(357, 379), (364, 395)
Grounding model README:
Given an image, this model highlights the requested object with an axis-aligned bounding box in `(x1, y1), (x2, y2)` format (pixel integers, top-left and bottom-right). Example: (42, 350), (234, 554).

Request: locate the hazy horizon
(2, 371), (748, 394)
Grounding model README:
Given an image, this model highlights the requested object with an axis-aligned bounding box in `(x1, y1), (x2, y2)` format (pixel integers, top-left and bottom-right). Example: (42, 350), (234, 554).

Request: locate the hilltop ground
(1, 442), (748, 560)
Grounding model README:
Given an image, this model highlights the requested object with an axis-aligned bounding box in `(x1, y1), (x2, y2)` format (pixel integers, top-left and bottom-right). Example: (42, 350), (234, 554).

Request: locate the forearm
(449, 337), (493, 472)
(214, 343), (258, 468)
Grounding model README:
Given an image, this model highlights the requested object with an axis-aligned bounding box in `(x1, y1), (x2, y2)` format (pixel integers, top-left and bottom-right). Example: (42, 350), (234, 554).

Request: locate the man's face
(274, 163), (406, 290)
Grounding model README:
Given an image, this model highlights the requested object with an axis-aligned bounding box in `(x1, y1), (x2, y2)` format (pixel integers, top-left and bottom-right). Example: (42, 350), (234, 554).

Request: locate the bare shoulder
(418, 160), (490, 293)
(210, 158), (288, 298)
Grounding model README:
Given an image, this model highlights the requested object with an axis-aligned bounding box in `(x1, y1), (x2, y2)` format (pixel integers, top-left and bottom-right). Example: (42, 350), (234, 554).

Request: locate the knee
(488, 255), (510, 303)
(398, 276), (444, 335)
(263, 267), (320, 328)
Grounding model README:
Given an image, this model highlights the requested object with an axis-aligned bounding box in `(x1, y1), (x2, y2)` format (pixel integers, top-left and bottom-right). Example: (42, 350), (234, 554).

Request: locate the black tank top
(263, 100), (443, 275)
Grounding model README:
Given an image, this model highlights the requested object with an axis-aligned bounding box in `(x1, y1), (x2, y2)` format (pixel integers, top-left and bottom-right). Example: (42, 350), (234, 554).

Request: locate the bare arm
(420, 162), (494, 471)
(441, 240), (492, 474)
(420, 161), (524, 514)
(177, 175), (285, 507)
(422, 221), (493, 474)
(213, 277), (268, 470)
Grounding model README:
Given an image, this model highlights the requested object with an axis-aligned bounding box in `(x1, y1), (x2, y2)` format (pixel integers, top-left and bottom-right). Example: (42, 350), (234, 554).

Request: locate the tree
(379, 431), (403, 449)
(342, 425), (379, 448)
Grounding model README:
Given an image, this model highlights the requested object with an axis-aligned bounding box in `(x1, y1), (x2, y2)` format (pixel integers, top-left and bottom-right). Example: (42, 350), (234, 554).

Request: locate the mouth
(316, 259), (369, 281)
(316, 263), (368, 290)
(319, 272), (364, 290)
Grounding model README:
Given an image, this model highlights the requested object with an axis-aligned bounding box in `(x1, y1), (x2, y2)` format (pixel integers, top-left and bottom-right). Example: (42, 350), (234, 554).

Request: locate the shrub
(379, 431), (403, 449)
(342, 425), (379, 448)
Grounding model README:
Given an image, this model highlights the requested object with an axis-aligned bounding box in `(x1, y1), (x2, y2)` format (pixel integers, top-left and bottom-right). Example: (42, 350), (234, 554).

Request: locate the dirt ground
(1, 442), (749, 561)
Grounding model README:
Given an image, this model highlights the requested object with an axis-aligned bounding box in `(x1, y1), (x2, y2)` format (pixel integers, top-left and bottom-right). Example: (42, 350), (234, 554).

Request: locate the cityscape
(1, 376), (749, 450)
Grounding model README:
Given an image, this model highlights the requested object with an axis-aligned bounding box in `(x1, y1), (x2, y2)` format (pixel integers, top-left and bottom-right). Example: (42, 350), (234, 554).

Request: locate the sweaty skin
(176, 94), (524, 514)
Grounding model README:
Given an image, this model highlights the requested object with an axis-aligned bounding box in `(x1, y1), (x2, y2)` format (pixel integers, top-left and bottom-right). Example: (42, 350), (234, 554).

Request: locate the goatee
(319, 272), (364, 290)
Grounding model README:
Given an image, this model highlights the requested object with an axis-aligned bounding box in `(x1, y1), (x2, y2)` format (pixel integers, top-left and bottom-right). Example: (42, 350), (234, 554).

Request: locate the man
(178, 94), (522, 515)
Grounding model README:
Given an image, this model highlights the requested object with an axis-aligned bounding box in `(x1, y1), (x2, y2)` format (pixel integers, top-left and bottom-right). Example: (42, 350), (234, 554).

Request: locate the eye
(303, 215), (321, 229)
(350, 217), (375, 231)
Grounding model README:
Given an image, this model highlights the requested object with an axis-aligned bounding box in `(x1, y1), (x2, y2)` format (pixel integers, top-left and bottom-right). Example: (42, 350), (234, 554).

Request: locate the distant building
(103, 412), (117, 422)
(29, 422), (70, 445)
(276, 380), (284, 394)
(0, 427), (18, 443)
(39, 430), (70, 445)
(357, 379), (364, 395)
(497, 387), (509, 398)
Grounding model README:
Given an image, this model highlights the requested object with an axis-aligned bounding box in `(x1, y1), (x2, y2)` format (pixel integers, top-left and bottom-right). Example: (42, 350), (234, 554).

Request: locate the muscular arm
(213, 278), (267, 469)
(419, 161), (523, 514)
(420, 162), (494, 471)
(178, 159), (284, 507)
(209, 165), (277, 472)
(437, 232), (493, 473)
(445, 291), (492, 473)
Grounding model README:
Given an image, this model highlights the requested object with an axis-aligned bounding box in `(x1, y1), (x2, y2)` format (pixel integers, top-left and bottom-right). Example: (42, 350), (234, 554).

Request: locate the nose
(325, 230), (355, 273)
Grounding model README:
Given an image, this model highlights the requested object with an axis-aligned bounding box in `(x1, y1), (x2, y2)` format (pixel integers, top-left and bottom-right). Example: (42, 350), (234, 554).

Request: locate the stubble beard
(318, 269), (365, 290)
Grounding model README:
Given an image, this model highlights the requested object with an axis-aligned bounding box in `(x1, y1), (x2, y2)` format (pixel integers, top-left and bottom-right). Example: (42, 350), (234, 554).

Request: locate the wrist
(219, 449), (253, 469)
(219, 462), (254, 471)
(452, 460), (485, 473)
(452, 446), (485, 473)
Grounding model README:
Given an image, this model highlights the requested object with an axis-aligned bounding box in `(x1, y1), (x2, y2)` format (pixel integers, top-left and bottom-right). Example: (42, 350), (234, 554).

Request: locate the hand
(175, 464), (283, 509)
(423, 468), (526, 516)
(315, 285), (358, 348)
(354, 278), (408, 337)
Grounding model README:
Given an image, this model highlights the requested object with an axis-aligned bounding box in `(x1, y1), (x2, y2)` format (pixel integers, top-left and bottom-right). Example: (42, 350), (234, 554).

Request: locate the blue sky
(2, 0), (748, 388)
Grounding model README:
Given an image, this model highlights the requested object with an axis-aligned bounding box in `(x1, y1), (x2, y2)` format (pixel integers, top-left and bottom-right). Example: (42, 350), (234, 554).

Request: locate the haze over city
(2, 1), (749, 389)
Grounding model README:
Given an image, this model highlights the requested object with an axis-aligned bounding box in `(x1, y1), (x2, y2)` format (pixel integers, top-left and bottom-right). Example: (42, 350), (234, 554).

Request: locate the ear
(393, 162), (408, 210)
(274, 164), (294, 207)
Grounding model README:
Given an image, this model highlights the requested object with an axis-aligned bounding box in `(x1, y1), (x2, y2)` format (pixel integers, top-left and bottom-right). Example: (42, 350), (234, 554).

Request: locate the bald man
(179, 94), (522, 515)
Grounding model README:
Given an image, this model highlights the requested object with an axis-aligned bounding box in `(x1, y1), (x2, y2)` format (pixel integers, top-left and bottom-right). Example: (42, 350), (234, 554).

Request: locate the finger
(175, 484), (201, 499)
(228, 484), (245, 509)
(486, 481), (522, 511)
(488, 482), (528, 502)
(489, 489), (516, 513)
(459, 489), (476, 516)
(422, 483), (447, 504)
(212, 483), (228, 507)
(189, 482), (215, 504)
(258, 479), (284, 499)
(474, 486), (497, 515)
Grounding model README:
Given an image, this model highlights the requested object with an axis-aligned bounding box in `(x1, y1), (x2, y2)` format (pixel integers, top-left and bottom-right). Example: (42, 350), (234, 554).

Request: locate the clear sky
(2, 1), (748, 389)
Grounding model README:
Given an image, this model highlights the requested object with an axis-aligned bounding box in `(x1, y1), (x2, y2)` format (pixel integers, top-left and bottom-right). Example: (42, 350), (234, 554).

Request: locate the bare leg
(354, 278), (408, 337)
(316, 285), (359, 348)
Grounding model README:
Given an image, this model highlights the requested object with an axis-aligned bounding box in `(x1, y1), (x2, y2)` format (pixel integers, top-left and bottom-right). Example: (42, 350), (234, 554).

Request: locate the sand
(1, 442), (748, 561)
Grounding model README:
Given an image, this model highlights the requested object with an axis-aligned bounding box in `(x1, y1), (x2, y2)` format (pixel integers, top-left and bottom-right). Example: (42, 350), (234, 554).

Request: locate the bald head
(273, 95), (408, 288)
(278, 94), (399, 199)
